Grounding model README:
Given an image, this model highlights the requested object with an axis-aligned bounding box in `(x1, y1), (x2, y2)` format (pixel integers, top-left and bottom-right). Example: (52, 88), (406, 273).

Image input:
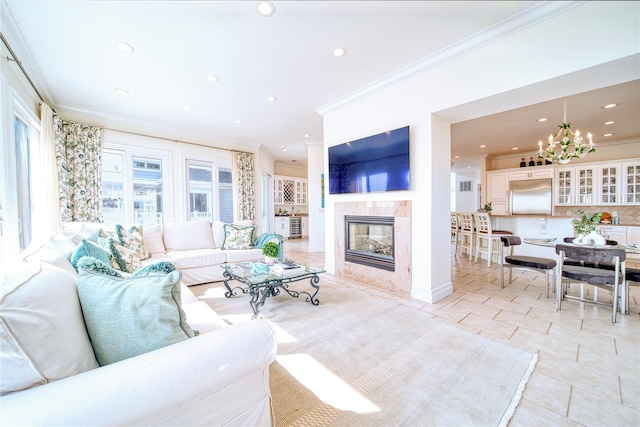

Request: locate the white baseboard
(411, 281), (453, 304)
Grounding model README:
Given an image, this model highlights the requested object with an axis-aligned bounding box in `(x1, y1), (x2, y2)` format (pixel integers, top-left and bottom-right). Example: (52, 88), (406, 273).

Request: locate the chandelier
(537, 101), (595, 165)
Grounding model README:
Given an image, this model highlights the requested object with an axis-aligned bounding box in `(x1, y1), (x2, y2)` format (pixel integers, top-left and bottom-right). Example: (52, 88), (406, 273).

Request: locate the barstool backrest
(451, 213), (459, 230)
(473, 212), (493, 234)
(459, 213), (474, 232)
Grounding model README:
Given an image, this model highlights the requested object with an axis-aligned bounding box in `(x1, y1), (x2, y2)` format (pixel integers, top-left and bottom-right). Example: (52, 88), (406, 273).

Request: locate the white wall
(321, 1), (640, 303)
(454, 171), (479, 213)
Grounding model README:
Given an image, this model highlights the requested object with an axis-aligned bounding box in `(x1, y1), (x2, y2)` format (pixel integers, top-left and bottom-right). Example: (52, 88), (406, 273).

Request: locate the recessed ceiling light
(512, 147), (519, 150)
(479, 144), (487, 148)
(602, 133), (614, 137)
(454, 155), (460, 159)
(206, 75), (219, 82)
(304, 134), (311, 138)
(235, 119), (243, 124)
(256, 1), (276, 17)
(604, 121), (615, 125)
(537, 117), (548, 122)
(114, 88), (129, 95)
(116, 42), (134, 53)
(603, 103), (617, 109)
(266, 96), (278, 102)
(184, 106), (193, 112)
(467, 166), (472, 169)
(332, 47), (347, 57)
(281, 146), (287, 152)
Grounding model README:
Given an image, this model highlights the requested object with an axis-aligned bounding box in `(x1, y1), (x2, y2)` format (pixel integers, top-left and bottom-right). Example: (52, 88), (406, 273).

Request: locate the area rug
(193, 278), (537, 427)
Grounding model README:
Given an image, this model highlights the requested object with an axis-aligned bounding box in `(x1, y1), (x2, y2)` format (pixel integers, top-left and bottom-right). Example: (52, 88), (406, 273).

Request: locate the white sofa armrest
(1, 320), (277, 427)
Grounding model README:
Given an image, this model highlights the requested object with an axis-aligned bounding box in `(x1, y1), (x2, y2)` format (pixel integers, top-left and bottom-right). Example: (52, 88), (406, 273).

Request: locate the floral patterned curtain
(54, 114), (103, 222)
(233, 151), (255, 221)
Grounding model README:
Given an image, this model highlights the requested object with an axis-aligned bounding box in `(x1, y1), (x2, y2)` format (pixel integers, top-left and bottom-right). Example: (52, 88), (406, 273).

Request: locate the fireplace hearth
(345, 215), (394, 271)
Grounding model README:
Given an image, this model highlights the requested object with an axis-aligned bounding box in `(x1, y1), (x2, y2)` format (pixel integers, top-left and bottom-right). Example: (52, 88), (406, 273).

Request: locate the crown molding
(316, 1), (586, 116)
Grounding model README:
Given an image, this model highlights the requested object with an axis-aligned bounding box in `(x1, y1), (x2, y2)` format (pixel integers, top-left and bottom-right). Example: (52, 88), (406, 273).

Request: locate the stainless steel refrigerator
(509, 178), (553, 215)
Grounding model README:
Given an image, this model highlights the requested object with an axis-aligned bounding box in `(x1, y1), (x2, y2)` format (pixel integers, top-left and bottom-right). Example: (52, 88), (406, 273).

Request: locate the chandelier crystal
(537, 101), (595, 165)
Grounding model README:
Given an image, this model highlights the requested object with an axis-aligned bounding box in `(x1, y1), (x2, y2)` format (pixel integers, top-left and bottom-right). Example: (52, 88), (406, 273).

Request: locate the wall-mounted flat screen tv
(328, 126), (410, 194)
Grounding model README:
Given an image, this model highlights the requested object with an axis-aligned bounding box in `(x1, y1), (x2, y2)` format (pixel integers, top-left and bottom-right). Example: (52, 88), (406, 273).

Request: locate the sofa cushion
(167, 249), (227, 269)
(222, 224), (256, 250)
(115, 224), (150, 260)
(163, 221), (215, 251)
(224, 248), (263, 263)
(76, 256), (125, 278)
(70, 239), (111, 270)
(22, 240), (78, 278)
(0, 263), (100, 395)
(77, 270), (195, 366)
(142, 223), (166, 255)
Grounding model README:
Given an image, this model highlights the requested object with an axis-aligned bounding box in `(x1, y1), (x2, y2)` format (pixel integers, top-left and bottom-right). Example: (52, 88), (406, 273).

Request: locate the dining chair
(561, 237), (618, 303)
(458, 213), (475, 258)
(473, 212), (512, 267)
(555, 244), (626, 323)
(450, 212), (460, 256)
(499, 236), (556, 297)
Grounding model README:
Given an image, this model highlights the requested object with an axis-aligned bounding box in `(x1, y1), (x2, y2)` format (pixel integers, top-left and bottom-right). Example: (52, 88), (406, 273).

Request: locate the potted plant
(572, 209), (605, 244)
(262, 241), (280, 263)
(483, 202), (493, 214)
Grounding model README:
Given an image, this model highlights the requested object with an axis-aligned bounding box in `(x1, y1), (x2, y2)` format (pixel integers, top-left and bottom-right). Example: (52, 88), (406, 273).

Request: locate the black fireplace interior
(345, 215), (394, 271)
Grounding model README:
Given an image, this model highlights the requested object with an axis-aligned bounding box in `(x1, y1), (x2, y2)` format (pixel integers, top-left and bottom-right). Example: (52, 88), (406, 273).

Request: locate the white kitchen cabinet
(274, 175), (307, 206)
(301, 217), (309, 237)
(626, 226), (640, 244)
(508, 167), (553, 181)
(596, 225), (627, 244)
(621, 160), (640, 205)
(598, 164), (620, 205)
(486, 171), (509, 214)
(274, 217), (290, 238)
(555, 165), (597, 206)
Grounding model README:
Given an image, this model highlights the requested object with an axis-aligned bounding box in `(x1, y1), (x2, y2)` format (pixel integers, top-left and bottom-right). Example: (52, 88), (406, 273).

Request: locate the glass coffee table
(221, 261), (325, 318)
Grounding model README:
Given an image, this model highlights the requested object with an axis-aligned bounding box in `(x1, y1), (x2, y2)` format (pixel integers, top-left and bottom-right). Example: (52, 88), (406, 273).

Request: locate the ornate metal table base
(223, 270), (320, 318)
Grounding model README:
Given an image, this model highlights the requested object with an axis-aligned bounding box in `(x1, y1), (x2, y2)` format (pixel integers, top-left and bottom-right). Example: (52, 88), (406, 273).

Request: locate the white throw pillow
(0, 263), (99, 395)
(142, 223), (166, 255)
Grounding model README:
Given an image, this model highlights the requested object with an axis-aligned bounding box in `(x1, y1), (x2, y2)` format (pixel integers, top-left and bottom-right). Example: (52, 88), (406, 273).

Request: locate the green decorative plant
(483, 202), (493, 213)
(261, 241), (280, 259)
(572, 209), (602, 235)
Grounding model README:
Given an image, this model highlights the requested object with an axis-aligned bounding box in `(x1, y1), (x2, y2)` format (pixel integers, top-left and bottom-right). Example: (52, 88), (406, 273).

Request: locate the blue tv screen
(328, 126), (410, 194)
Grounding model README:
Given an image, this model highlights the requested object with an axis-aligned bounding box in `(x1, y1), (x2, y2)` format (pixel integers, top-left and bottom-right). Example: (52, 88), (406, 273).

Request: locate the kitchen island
(490, 215), (574, 258)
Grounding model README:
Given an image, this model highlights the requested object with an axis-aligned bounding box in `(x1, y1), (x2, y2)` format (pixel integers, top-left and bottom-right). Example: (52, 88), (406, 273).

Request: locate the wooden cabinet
(486, 172), (509, 215)
(274, 175), (307, 206)
(508, 167), (553, 181)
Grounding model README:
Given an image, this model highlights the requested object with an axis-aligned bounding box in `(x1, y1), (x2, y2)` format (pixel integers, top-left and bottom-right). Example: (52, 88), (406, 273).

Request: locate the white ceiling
(3, 1), (639, 168)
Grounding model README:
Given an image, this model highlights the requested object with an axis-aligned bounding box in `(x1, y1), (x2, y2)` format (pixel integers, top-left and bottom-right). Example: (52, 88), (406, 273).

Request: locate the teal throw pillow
(70, 239), (111, 271)
(222, 224), (256, 250)
(98, 237), (142, 273)
(77, 269), (194, 366)
(132, 261), (176, 277)
(76, 256), (126, 278)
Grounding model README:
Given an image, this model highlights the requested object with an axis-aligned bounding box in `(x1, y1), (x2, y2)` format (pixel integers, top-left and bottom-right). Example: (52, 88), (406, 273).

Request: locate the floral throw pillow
(99, 237), (142, 273)
(115, 225), (150, 260)
(222, 224), (256, 250)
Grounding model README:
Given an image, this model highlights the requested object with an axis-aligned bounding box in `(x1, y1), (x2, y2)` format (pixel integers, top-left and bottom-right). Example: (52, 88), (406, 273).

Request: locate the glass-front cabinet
(622, 160), (640, 205)
(599, 164), (619, 205)
(274, 175), (307, 206)
(555, 165), (597, 206)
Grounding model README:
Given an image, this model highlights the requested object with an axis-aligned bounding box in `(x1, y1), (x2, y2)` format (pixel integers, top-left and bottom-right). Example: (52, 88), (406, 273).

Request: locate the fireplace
(345, 215), (394, 271)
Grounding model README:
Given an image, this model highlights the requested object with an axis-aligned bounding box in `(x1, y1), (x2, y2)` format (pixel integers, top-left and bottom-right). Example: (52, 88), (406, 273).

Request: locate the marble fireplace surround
(335, 201), (411, 296)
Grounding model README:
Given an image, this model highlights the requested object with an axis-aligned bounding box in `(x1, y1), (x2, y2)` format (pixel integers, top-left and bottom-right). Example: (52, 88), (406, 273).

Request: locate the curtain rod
(103, 127), (253, 155)
(0, 32), (46, 104)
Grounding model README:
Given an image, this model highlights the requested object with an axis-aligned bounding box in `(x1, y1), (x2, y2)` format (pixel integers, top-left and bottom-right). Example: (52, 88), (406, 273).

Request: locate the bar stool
(473, 212), (512, 266)
(458, 213), (475, 258)
(499, 236), (556, 297)
(451, 212), (460, 256)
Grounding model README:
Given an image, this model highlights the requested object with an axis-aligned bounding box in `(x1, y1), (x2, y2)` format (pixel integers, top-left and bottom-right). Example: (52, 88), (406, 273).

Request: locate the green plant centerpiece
(572, 210), (605, 245)
(261, 241), (280, 262)
(483, 202), (493, 213)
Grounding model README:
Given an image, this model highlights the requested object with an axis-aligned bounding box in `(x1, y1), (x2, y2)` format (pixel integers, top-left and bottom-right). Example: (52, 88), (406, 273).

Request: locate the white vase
(264, 256), (276, 264)
(572, 234), (584, 244)
(581, 230), (606, 245)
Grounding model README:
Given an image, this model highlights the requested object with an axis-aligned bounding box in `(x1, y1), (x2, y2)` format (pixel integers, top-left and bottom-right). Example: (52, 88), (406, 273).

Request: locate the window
(102, 151), (126, 224)
(14, 116), (32, 250)
(188, 163), (213, 221)
(132, 156), (163, 224)
(218, 168), (233, 223)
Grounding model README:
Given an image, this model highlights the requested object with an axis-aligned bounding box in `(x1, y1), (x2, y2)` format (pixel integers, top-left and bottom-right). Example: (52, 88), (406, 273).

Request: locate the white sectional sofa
(1, 221), (279, 426)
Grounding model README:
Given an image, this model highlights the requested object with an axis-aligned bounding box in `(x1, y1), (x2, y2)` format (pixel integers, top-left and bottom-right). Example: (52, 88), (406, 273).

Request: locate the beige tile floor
(281, 237), (640, 426)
